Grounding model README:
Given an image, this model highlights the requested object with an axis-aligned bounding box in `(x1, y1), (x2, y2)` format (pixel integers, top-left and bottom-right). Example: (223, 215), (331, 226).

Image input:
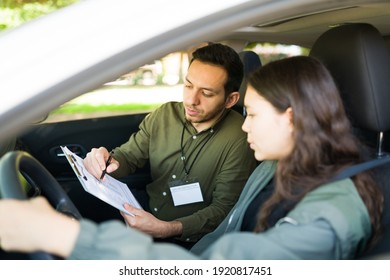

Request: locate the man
(83, 43), (256, 248)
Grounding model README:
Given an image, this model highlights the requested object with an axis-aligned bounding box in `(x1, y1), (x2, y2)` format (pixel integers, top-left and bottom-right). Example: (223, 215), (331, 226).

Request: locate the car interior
(234, 50), (263, 116)
(1, 0), (390, 260)
(309, 23), (390, 258)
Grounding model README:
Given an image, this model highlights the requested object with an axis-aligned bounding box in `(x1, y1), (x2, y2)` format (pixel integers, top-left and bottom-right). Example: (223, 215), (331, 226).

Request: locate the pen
(100, 150), (114, 180)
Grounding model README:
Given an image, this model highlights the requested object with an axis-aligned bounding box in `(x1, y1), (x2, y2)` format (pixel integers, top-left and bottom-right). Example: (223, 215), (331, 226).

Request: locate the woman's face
(242, 86), (295, 161)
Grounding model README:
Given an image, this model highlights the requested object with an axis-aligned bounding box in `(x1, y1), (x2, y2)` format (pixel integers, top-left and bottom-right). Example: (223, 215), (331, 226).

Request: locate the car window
(44, 51), (187, 123)
(245, 42), (310, 64)
(0, 0), (309, 126)
(45, 42), (309, 123)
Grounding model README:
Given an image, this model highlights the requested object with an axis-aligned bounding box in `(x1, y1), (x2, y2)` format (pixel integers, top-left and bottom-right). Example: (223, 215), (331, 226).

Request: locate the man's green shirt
(112, 102), (256, 242)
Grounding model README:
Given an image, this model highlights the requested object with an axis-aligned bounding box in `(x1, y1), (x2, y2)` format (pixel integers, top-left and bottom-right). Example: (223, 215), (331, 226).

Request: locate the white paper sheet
(61, 146), (142, 216)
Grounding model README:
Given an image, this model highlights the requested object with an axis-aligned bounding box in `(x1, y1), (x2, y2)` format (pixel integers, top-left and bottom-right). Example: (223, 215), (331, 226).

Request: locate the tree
(0, 0), (78, 31)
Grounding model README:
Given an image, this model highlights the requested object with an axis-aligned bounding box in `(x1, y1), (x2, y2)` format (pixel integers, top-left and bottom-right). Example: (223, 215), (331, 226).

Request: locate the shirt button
(162, 192), (167, 196)
(172, 174), (176, 179)
(186, 238), (190, 241)
(154, 208), (158, 212)
(192, 135), (197, 140)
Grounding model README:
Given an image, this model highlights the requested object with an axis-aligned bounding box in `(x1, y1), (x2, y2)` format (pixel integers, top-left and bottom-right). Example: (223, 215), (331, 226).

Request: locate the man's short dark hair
(191, 43), (244, 98)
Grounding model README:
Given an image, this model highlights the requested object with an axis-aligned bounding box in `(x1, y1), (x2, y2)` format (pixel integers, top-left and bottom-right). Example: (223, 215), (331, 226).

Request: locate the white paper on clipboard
(61, 146), (142, 216)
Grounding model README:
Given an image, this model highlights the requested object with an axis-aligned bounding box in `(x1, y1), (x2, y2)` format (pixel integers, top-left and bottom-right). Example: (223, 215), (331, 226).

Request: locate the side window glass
(244, 42), (310, 64)
(45, 52), (188, 123)
(45, 42), (309, 123)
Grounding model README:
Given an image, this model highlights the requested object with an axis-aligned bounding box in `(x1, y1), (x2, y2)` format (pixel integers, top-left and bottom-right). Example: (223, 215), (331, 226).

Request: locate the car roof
(0, 0), (389, 142)
(227, 1), (390, 48)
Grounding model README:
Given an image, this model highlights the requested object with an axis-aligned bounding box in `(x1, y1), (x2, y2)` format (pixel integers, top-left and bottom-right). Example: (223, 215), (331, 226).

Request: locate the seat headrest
(310, 23), (390, 133)
(234, 51), (262, 115)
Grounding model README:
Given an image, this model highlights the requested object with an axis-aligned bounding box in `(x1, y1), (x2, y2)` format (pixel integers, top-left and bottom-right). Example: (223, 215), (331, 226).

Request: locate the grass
(50, 103), (162, 115)
(46, 103), (163, 123)
(45, 84), (183, 122)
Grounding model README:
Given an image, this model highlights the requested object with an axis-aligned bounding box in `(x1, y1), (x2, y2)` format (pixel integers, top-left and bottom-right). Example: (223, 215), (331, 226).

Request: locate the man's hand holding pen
(83, 147), (119, 180)
(100, 150), (114, 180)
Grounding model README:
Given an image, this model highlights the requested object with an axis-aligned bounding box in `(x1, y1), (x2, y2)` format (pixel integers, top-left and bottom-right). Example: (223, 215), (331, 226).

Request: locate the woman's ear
(285, 107), (294, 131)
(225, 92), (240, 109)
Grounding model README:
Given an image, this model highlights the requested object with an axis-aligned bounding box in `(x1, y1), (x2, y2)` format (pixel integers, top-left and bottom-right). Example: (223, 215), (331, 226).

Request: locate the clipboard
(61, 146), (142, 216)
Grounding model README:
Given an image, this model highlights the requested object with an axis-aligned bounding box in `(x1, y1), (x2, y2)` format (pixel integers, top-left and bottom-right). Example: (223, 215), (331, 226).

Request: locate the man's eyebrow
(185, 77), (192, 84)
(185, 77), (218, 93)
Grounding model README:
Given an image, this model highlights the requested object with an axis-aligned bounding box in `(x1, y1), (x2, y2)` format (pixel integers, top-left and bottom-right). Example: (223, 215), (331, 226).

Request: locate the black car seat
(233, 50), (262, 116)
(309, 23), (390, 259)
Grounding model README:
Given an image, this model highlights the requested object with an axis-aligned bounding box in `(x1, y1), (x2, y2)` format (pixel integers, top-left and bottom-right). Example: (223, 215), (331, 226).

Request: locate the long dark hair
(249, 56), (383, 246)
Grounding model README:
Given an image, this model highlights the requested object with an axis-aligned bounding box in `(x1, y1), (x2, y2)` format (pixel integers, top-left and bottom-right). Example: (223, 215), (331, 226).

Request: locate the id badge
(169, 178), (204, 206)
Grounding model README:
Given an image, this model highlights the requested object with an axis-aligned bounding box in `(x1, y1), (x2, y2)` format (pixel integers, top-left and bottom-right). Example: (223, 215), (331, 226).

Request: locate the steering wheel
(0, 151), (82, 260)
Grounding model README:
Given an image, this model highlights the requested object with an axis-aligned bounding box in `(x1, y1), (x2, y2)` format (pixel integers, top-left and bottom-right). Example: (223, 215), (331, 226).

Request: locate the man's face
(183, 60), (229, 131)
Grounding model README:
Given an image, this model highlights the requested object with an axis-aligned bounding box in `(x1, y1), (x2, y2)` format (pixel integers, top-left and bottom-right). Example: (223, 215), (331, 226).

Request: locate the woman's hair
(249, 56), (383, 247)
(191, 43), (243, 98)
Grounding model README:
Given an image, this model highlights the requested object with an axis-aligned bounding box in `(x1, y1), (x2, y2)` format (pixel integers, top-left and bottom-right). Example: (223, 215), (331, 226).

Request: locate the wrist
(159, 220), (183, 239)
(44, 213), (80, 258)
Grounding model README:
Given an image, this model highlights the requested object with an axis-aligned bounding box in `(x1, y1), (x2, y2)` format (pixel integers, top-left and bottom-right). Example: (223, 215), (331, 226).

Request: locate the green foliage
(0, 0), (78, 8)
(0, 0), (78, 31)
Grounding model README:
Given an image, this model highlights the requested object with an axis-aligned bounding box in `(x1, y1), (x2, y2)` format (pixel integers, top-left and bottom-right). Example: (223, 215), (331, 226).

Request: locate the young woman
(0, 56), (383, 259)
(191, 55), (383, 259)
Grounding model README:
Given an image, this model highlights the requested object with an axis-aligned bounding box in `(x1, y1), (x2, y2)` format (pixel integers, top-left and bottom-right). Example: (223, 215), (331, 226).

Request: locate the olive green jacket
(191, 160), (371, 259)
(69, 161), (371, 260)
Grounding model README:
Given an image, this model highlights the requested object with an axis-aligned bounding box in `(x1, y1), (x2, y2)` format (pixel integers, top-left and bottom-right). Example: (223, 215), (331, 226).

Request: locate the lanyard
(180, 122), (215, 176)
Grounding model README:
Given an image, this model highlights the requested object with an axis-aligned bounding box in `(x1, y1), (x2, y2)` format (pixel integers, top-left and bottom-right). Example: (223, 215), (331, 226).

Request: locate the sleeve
(176, 136), (257, 242)
(68, 219), (199, 260)
(69, 219), (337, 260)
(200, 219), (338, 260)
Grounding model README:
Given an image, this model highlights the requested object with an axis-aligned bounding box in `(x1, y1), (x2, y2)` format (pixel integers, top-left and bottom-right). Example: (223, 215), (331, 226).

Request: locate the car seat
(233, 50), (262, 116)
(309, 23), (390, 259)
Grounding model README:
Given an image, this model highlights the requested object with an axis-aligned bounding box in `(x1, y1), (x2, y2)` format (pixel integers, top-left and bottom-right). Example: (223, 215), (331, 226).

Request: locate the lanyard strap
(180, 123), (215, 176)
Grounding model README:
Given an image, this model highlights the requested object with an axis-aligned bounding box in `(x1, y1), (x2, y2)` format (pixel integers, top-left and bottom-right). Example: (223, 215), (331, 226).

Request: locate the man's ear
(224, 91), (240, 109)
